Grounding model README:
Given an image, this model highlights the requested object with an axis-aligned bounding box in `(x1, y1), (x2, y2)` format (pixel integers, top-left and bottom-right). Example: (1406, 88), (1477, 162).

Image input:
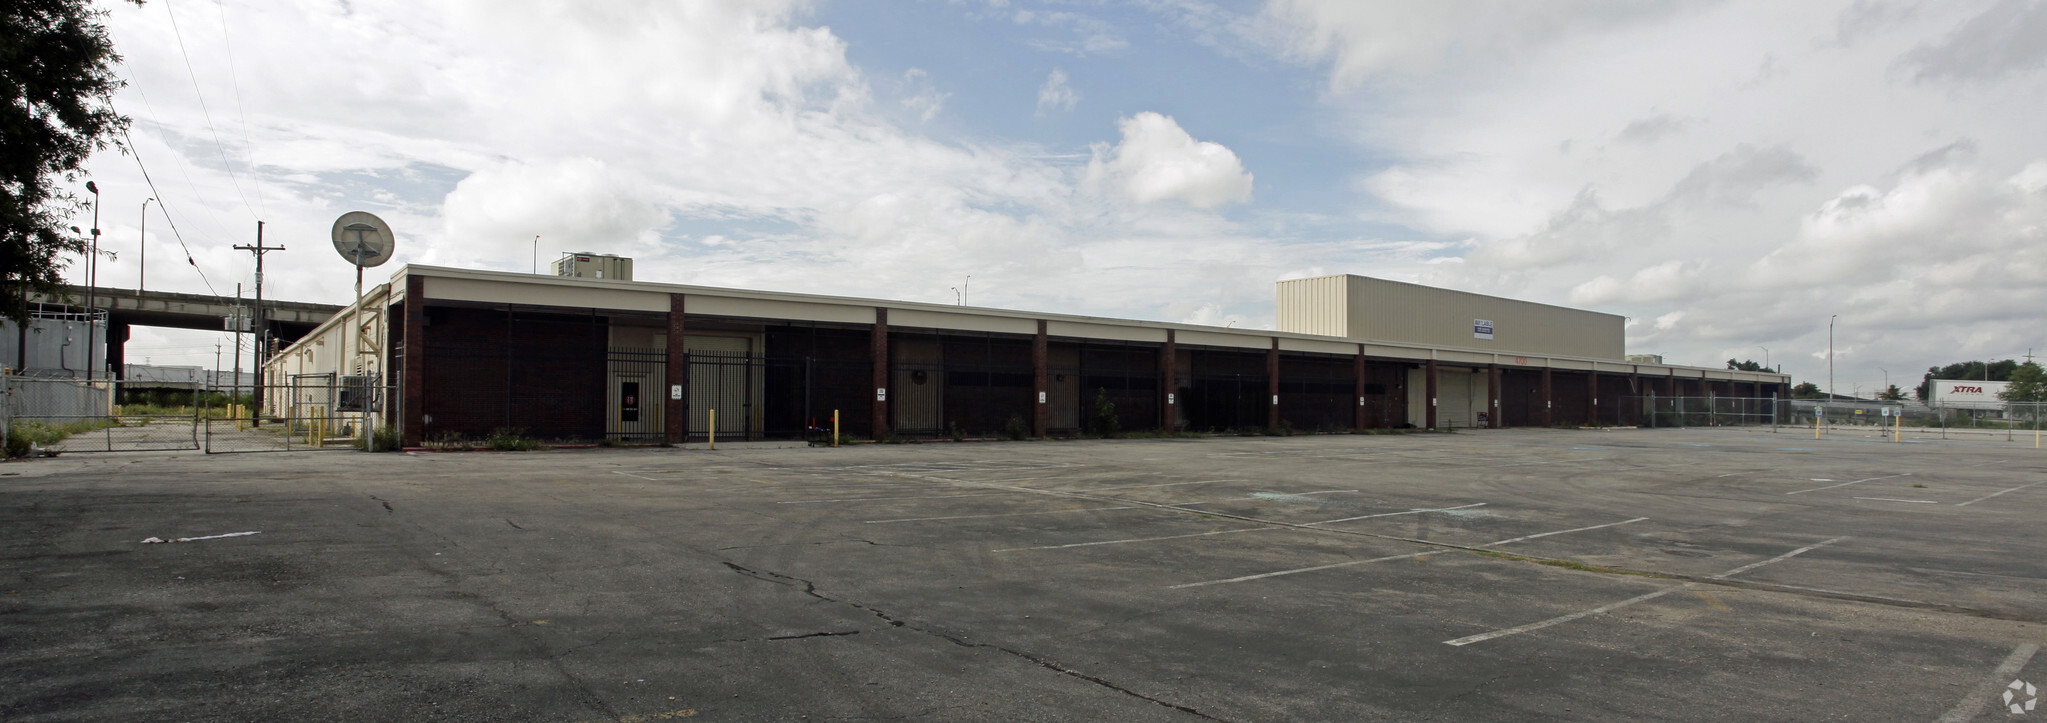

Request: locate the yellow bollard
(833, 409), (840, 448)
(709, 409), (716, 450)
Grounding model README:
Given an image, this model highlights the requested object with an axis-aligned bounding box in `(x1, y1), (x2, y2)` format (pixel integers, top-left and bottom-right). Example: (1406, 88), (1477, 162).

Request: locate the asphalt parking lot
(3, 427), (2044, 721)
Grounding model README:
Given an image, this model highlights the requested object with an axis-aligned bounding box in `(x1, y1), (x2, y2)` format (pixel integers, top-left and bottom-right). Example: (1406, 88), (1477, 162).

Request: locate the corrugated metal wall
(1274, 276), (1347, 337)
(1276, 275), (1625, 360)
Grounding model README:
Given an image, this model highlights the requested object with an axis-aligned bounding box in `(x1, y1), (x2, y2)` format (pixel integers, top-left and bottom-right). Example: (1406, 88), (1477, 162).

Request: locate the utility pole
(234, 222), (283, 426)
(233, 283), (243, 391)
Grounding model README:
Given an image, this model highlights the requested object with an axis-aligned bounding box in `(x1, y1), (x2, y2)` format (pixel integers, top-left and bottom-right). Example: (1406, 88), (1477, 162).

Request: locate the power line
(118, 56), (242, 260)
(161, 0), (261, 222)
(114, 109), (223, 299)
(213, 0), (267, 219)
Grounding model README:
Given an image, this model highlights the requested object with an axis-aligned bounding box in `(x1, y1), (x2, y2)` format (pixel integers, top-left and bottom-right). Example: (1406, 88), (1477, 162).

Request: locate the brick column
(1353, 346), (1368, 430)
(1488, 364), (1501, 428)
(1425, 359), (1439, 430)
(400, 275), (426, 447)
(1033, 320), (1048, 437)
(1540, 367), (1553, 427)
(1160, 329), (1176, 431)
(664, 294), (687, 444)
(1266, 338), (1281, 429)
(871, 308), (889, 441)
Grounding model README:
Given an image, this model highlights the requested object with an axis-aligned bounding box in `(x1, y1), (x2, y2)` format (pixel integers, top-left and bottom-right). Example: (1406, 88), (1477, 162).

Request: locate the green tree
(1726, 359), (1767, 372)
(1877, 385), (1904, 401)
(1999, 362), (2046, 403)
(1791, 382), (1822, 399)
(2, 0), (132, 324)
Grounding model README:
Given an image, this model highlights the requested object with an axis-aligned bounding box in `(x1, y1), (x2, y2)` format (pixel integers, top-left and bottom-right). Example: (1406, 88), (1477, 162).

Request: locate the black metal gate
(686, 354), (838, 442)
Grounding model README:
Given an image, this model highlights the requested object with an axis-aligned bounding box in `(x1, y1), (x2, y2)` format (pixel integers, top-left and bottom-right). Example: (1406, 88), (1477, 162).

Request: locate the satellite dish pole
(330, 212), (396, 450)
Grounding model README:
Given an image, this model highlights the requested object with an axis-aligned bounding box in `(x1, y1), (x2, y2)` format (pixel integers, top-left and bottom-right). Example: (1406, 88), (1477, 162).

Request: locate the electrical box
(551, 252), (633, 281)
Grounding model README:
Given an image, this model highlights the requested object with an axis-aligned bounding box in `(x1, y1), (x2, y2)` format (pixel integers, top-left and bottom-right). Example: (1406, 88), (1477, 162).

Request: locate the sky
(74, 0), (2047, 398)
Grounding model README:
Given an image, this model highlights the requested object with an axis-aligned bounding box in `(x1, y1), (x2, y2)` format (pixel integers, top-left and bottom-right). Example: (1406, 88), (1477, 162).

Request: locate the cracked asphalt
(3, 427), (2045, 721)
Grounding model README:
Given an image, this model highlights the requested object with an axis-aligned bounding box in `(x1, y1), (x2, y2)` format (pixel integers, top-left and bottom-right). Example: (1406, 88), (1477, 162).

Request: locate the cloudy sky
(78, 0), (2047, 397)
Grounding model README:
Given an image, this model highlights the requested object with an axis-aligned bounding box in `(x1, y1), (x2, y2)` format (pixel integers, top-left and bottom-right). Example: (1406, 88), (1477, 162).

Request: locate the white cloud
(896, 68), (950, 123)
(1083, 112), (1254, 208)
(1264, 0), (2047, 391)
(1036, 68), (1080, 115)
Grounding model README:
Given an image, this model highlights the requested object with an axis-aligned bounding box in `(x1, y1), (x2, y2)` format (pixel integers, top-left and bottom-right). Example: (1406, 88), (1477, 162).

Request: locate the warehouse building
(263, 260), (1789, 446)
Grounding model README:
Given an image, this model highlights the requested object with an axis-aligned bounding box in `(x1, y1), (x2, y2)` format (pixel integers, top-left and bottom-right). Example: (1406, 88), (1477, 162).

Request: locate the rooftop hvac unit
(551, 252), (633, 281)
(337, 375), (380, 412)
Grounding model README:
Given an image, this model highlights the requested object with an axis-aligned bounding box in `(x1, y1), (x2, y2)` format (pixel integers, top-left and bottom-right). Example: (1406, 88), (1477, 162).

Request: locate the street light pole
(84, 181), (100, 382)
(1758, 346), (1769, 371)
(1828, 315), (1837, 403)
(1879, 367), (1888, 399)
(139, 198), (154, 291)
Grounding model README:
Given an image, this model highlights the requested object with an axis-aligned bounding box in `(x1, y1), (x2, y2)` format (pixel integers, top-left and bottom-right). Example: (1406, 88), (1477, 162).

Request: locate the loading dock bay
(3, 428), (2043, 721)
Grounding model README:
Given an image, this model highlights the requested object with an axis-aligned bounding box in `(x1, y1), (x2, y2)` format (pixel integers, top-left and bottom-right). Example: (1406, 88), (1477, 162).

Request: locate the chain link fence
(1633, 396), (1782, 428)
(1624, 394), (2047, 442)
(202, 380), (397, 453)
(2, 376), (200, 453)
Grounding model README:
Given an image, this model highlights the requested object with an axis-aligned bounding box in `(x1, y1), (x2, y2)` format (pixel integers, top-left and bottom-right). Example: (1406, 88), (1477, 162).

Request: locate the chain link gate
(201, 379), (394, 453)
(1, 377), (200, 453)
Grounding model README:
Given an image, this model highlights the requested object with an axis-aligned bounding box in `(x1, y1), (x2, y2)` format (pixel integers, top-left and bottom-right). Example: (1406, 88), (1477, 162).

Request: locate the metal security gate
(1, 377), (200, 453)
(685, 354), (835, 442)
(607, 346), (666, 442)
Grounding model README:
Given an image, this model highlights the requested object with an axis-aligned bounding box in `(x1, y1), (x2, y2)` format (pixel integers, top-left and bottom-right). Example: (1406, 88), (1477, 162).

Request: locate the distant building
(1625, 354), (1664, 364)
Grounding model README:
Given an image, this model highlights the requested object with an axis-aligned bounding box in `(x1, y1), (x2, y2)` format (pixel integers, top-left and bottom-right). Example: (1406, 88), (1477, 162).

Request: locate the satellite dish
(330, 211), (396, 267)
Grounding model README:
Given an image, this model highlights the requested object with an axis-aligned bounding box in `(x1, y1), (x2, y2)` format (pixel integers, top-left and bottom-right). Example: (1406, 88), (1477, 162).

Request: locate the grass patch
(486, 428), (541, 451)
(6, 418), (120, 456)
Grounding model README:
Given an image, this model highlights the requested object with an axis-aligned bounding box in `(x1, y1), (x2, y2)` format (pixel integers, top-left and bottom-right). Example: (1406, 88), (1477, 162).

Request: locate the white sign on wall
(1473, 319), (1494, 340)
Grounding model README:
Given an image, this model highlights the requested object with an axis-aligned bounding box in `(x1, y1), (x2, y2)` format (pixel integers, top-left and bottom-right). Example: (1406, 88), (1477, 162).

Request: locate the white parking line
(1168, 517), (1650, 590)
(1442, 537), (1847, 647)
(777, 492), (1017, 504)
(1710, 536), (1847, 579)
(1442, 588), (1683, 647)
(1785, 473), (1910, 495)
(992, 526), (1272, 553)
(995, 502), (1490, 553)
(1955, 480), (2047, 507)
(1165, 490), (1360, 506)
(1480, 517), (1649, 547)
(1937, 643), (2040, 723)
(1852, 497), (1938, 504)
(1305, 502), (1488, 526)
(865, 506), (1141, 524)
(1086, 479), (1242, 492)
